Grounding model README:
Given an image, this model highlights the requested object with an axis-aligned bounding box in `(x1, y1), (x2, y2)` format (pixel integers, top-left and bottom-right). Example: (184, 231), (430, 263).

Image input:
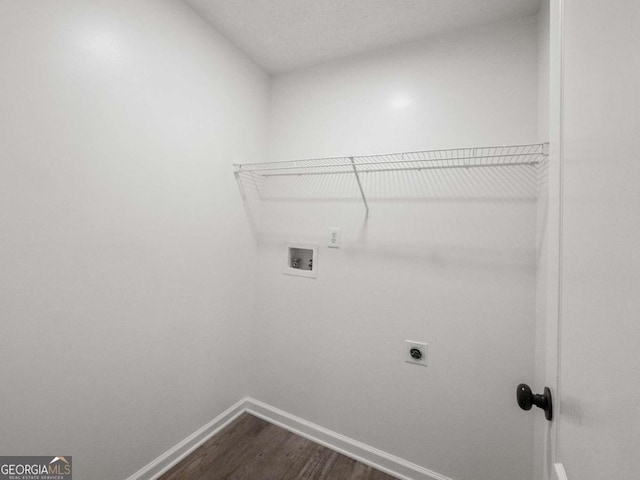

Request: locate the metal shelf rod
(236, 152), (544, 174)
(255, 160), (540, 178)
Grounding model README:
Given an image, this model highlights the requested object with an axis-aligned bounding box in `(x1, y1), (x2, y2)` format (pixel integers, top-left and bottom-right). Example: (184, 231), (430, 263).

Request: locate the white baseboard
(126, 397), (453, 480)
(244, 398), (453, 480)
(125, 397), (248, 480)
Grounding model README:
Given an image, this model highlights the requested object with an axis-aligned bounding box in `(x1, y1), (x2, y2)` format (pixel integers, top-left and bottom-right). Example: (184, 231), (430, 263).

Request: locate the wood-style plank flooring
(158, 413), (399, 480)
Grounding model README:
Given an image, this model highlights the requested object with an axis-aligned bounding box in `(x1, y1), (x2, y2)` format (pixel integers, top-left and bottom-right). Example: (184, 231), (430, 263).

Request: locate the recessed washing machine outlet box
(284, 243), (318, 279)
(405, 340), (428, 366)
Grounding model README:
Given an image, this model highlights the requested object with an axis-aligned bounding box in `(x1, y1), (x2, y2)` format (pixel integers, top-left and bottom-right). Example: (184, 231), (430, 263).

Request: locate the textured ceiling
(183, 0), (543, 74)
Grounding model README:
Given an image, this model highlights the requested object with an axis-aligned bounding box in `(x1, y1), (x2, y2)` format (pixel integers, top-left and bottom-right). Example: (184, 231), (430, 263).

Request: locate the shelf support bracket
(233, 167), (259, 239)
(349, 157), (370, 218)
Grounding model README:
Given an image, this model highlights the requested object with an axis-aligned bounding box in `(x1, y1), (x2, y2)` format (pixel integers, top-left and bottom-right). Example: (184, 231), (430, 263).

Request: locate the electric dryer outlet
(405, 340), (428, 366)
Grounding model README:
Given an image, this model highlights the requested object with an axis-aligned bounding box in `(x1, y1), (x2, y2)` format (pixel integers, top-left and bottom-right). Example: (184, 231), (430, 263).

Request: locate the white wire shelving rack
(233, 142), (548, 217)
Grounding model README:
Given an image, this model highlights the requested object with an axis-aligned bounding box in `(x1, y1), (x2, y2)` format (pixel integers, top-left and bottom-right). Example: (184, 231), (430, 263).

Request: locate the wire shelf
(233, 143), (547, 177)
(233, 143), (548, 217)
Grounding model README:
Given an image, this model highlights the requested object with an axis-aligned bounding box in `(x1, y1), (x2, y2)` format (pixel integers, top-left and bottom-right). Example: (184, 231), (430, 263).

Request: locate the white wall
(251, 16), (540, 480)
(0, 1), (268, 478)
(558, 0), (640, 478)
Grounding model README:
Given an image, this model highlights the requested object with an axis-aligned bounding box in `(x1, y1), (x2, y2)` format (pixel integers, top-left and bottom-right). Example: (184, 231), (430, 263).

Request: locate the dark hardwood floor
(158, 413), (399, 480)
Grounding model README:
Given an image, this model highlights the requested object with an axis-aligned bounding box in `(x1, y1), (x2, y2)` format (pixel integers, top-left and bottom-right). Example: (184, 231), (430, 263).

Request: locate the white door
(535, 1), (640, 479)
